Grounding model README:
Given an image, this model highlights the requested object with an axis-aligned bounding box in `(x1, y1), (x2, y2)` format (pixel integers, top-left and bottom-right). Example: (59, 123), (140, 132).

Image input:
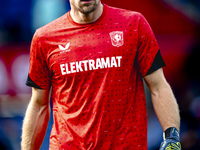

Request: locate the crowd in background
(0, 0), (199, 149)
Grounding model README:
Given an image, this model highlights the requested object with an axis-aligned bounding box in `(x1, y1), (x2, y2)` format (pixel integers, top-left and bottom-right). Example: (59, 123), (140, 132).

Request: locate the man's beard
(78, 0), (99, 14)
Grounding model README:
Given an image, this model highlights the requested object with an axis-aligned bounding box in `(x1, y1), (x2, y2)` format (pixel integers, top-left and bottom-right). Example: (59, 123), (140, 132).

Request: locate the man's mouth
(80, 0), (93, 4)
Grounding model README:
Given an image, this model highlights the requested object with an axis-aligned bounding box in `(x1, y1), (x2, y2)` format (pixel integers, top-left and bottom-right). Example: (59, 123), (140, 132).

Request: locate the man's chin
(79, 3), (98, 14)
(80, 7), (96, 14)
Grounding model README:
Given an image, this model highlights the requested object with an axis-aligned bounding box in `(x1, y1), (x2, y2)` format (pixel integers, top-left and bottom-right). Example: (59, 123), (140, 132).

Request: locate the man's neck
(70, 3), (103, 24)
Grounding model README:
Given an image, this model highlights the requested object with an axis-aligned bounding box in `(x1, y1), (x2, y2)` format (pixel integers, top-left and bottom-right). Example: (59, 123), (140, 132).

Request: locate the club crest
(109, 31), (124, 47)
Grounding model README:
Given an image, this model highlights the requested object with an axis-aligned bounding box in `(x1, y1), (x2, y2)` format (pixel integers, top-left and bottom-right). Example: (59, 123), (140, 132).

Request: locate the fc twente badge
(109, 31), (124, 47)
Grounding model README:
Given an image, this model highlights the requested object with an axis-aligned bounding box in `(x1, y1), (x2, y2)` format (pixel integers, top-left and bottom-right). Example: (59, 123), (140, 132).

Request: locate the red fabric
(28, 4), (160, 150)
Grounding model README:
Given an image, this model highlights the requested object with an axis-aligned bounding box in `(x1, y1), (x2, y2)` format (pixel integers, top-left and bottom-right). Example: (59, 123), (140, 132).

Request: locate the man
(21, 0), (181, 149)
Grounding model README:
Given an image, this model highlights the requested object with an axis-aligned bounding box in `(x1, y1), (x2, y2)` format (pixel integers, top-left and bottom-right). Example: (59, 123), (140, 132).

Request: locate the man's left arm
(144, 68), (181, 149)
(144, 68), (180, 131)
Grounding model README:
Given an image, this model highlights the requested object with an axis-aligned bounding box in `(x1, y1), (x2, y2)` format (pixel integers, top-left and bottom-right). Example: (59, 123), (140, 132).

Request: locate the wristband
(160, 127), (181, 150)
(163, 127), (180, 141)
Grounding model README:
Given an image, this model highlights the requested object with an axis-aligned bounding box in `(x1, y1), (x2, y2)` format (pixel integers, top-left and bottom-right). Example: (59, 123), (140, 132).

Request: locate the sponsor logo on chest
(60, 56), (122, 75)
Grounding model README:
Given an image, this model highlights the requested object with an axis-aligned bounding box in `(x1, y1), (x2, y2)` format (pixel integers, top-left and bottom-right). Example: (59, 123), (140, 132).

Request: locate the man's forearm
(21, 98), (50, 150)
(151, 82), (180, 131)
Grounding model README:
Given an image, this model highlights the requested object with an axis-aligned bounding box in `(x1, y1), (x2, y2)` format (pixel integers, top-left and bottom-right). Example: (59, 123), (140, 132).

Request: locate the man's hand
(160, 127), (181, 150)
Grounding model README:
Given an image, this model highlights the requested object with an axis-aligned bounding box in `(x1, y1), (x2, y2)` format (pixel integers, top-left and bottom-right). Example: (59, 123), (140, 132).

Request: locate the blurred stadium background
(0, 0), (199, 149)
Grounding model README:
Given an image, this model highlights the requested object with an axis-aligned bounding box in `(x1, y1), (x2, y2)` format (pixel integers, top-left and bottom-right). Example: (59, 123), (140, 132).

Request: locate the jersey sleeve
(26, 30), (51, 89)
(136, 14), (162, 76)
(145, 50), (166, 75)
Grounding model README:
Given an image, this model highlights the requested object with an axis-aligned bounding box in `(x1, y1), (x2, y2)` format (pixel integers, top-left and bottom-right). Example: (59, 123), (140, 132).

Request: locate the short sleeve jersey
(27, 4), (162, 150)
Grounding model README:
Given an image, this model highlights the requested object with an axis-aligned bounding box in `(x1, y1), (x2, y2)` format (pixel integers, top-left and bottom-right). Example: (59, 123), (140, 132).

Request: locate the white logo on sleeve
(58, 43), (70, 52)
(109, 31), (124, 47)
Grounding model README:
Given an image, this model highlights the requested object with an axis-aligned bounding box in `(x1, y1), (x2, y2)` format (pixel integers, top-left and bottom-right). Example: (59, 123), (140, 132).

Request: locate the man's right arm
(21, 87), (51, 150)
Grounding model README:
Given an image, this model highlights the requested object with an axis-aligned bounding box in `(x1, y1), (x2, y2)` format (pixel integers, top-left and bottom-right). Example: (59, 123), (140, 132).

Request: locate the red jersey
(28, 4), (160, 150)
